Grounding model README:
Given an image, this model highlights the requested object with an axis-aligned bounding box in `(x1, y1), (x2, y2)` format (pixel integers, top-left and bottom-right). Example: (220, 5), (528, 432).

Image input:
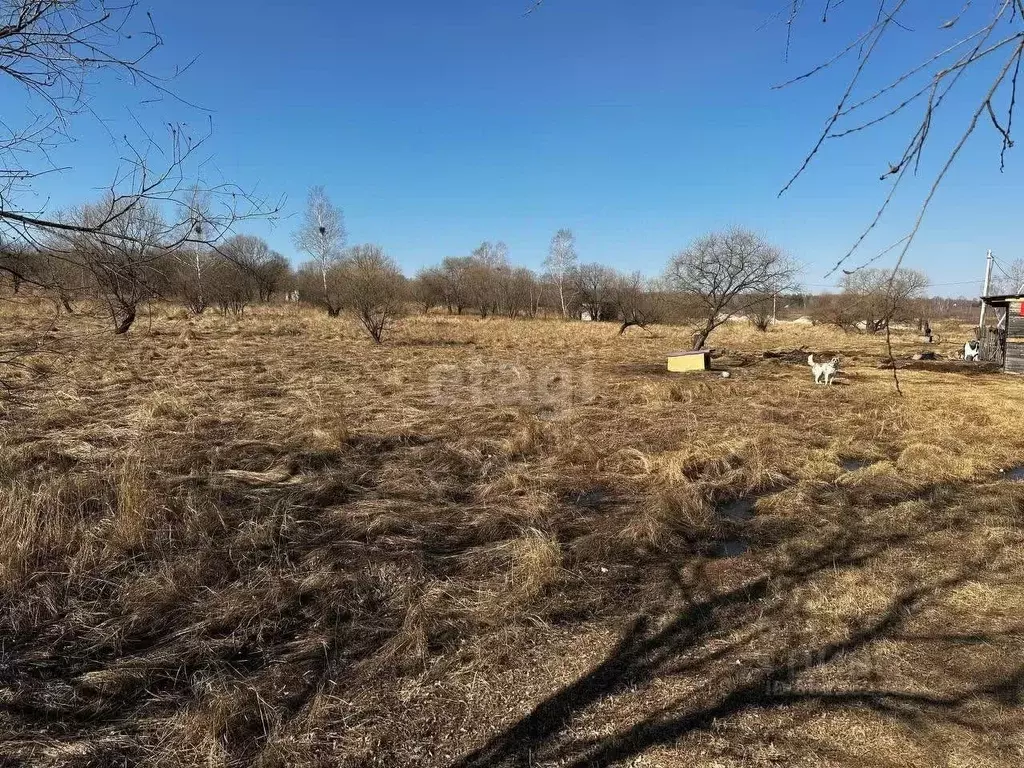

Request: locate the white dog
(964, 339), (981, 362)
(808, 354), (840, 385)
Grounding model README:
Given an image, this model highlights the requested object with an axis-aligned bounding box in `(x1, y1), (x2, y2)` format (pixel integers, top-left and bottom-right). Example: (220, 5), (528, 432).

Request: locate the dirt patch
(841, 458), (875, 472)
(878, 359), (1002, 374)
(709, 348), (758, 368)
(762, 347), (812, 364)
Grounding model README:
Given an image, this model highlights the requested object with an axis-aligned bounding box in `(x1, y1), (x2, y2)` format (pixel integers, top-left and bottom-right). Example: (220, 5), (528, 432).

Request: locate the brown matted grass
(1, 302), (1023, 767)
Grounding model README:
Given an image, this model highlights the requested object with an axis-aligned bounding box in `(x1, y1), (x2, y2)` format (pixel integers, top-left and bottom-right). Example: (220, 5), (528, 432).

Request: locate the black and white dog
(964, 339), (981, 362)
(808, 354), (840, 385)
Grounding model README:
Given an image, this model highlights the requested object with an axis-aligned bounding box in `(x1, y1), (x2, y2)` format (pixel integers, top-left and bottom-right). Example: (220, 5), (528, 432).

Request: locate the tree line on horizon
(1, 183), (985, 349)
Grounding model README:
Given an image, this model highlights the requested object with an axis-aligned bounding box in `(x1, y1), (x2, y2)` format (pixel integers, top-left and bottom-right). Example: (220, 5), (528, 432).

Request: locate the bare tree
(221, 235), (289, 303)
(439, 256), (473, 314)
(838, 267), (930, 334)
(574, 262), (617, 321)
(496, 266), (538, 319)
(440, 259), (471, 315)
(536, 273), (562, 317)
(544, 228), (578, 319)
(36, 249), (87, 313)
(474, 240), (510, 268)
(412, 253), (542, 320)
(206, 257), (256, 316)
(169, 246), (214, 314)
(808, 293), (860, 332)
(0, 241), (37, 294)
(293, 186), (347, 316)
(465, 258), (497, 318)
(295, 260), (347, 316)
(466, 241), (509, 318)
(255, 251), (290, 303)
(57, 196), (168, 334)
(341, 245), (407, 343)
(664, 229), (798, 350)
(0, 0), (164, 243)
(203, 234), (287, 313)
(613, 271), (664, 335)
(412, 266), (447, 314)
(177, 185), (213, 314)
(992, 258), (1024, 295)
(525, 270), (546, 318)
(0, 0), (282, 397)
(0, 0), (279, 362)
(746, 294), (776, 332)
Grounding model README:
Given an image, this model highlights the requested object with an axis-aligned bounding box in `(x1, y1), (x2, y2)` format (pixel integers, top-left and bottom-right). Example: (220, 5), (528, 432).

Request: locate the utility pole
(979, 249), (994, 332)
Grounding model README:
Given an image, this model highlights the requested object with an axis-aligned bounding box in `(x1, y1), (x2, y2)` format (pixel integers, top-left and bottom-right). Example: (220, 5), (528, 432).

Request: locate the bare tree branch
(777, 1), (1024, 276)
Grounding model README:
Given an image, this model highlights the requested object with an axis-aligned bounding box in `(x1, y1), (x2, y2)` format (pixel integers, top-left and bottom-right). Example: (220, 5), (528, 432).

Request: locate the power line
(804, 278), (979, 289)
(932, 279), (985, 287)
(989, 255), (1021, 292)
(991, 256), (1013, 281)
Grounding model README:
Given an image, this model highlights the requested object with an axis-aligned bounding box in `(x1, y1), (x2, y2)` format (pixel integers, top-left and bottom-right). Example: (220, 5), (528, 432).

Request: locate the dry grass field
(1, 302), (1023, 767)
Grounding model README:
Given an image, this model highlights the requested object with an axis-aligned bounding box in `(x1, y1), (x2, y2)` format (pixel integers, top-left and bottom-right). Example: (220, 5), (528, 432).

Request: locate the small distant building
(979, 294), (1020, 372)
(667, 349), (711, 373)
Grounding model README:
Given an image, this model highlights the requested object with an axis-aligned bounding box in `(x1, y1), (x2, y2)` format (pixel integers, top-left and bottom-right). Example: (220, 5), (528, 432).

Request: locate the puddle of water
(1001, 466), (1024, 481)
(718, 497), (756, 522)
(712, 539), (750, 558)
(571, 487), (611, 510)
(841, 458), (873, 472)
(711, 496), (756, 558)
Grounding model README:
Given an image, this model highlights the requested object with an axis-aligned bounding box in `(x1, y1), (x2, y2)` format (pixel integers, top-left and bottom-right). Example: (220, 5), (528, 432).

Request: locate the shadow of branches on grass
(456, 480), (1023, 768)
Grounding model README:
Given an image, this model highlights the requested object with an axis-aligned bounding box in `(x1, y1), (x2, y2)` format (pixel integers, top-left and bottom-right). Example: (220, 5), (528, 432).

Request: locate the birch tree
(544, 228), (578, 319)
(293, 186), (347, 315)
(179, 185), (214, 314)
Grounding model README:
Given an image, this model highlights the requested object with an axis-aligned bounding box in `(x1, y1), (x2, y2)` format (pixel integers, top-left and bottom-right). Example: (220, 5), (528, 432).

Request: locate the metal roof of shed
(981, 294), (1024, 305)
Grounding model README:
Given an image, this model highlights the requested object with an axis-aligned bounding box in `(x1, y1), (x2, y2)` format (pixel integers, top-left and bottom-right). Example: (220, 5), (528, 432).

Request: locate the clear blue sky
(21, 0), (1024, 295)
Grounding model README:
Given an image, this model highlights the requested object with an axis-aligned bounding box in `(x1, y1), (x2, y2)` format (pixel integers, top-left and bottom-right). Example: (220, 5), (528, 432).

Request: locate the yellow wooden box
(667, 350), (710, 372)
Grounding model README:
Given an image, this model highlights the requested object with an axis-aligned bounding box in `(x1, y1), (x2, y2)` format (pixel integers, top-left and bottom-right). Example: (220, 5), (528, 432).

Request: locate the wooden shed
(979, 294), (1022, 373)
(667, 350), (711, 373)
